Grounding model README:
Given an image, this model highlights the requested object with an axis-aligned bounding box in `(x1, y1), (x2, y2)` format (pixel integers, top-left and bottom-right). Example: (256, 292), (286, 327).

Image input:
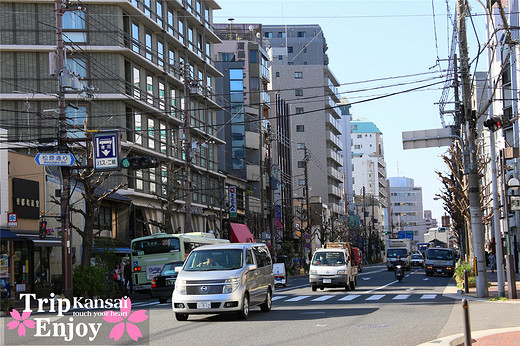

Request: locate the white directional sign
(35, 153), (75, 166)
(93, 131), (120, 171)
(402, 127), (455, 150)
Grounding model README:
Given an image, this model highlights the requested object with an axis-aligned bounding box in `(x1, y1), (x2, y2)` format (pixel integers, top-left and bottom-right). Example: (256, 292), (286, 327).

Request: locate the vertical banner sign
(229, 186), (237, 218)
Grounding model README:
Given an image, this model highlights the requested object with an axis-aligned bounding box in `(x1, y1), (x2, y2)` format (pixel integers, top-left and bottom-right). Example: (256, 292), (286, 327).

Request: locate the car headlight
(175, 280), (186, 295)
(337, 270), (346, 275)
(310, 270), (317, 275)
(222, 278), (240, 294)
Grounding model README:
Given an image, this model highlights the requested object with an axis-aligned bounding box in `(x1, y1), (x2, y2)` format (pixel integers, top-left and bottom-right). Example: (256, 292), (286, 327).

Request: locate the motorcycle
(394, 264), (404, 282)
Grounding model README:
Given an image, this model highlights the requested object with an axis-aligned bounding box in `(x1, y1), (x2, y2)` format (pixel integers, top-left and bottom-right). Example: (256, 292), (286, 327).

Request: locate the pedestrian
(489, 253), (496, 273)
(123, 259), (132, 294)
(112, 264), (122, 290)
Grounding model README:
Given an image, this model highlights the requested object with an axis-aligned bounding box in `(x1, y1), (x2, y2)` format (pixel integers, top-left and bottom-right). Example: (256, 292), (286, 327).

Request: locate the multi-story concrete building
(388, 177), (426, 247)
(264, 24), (344, 229)
(213, 23), (272, 241)
(0, 0), (225, 254)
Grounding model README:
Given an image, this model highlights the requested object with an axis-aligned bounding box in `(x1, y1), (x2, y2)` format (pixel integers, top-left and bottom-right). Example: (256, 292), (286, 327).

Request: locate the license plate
(197, 302), (211, 309)
(323, 279), (332, 284)
(167, 279), (176, 286)
(437, 269), (442, 272)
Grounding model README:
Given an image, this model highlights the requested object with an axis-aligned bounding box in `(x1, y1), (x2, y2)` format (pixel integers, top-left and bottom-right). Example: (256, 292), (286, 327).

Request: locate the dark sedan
(151, 261), (184, 303)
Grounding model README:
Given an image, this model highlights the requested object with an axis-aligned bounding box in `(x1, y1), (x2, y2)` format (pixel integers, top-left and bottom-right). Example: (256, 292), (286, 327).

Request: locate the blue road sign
(35, 153), (75, 166)
(93, 131), (120, 171)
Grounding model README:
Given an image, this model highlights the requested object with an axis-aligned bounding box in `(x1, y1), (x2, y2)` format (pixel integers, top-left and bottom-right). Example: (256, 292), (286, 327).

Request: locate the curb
(418, 327), (520, 346)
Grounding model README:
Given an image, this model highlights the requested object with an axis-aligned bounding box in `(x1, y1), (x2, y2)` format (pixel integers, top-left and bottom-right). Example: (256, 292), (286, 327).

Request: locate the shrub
(73, 265), (107, 298)
(454, 261), (476, 289)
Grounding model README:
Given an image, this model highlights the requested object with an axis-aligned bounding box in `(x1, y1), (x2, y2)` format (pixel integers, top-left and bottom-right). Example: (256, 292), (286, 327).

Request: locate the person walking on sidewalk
(489, 252), (496, 273)
(123, 259), (132, 294)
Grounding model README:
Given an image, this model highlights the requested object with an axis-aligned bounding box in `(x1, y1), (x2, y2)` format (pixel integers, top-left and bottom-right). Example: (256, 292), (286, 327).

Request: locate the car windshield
(183, 249), (244, 271)
(312, 252), (345, 266)
(161, 262), (184, 276)
(388, 249), (407, 257)
(427, 249), (453, 260)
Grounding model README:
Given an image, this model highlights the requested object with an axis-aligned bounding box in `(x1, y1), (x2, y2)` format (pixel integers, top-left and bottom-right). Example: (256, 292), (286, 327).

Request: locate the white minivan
(171, 243), (274, 321)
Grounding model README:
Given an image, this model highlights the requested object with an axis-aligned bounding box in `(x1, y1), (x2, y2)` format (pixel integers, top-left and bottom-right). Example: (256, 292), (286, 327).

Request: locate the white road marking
(272, 296), (288, 301)
(338, 294), (360, 301)
(285, 295), (311, 302)
(361, 277), (371, 280)
(421, 294), (437, 299)
(365, 294), (385, 301)
(311, 295), (334, 302)
(393, 294), (411, 300)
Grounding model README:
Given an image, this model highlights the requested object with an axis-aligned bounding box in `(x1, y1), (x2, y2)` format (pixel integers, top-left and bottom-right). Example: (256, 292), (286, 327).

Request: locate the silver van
(171, 243), (274, 321)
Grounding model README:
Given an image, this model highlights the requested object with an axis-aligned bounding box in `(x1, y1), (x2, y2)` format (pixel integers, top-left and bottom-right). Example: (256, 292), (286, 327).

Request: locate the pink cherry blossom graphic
(6, 309), (36, 337)
(103, 297), (148, 342)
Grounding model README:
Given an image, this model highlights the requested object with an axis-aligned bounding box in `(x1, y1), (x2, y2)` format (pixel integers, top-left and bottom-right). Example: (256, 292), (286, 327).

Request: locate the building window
(167, 9), (175, 36)
(156, 1), (163, 27)
(131, 22), (140, 53)
(275, 72), (280, 77)
(296, 143), (305, 150)
(178, 19), (184, 43)
(295, 107), (304, 114)
(158, 82), (165, 110)
(147, 75), (153, 105)
(157, 40), (164, 66)
(67, 57), (86, 78)
(296, 125), (304, 132)
(264, 32), (273, 38)
(278, 55), (283, 60)
(135, 113), (142, 144)
(297, 161), (305, 168)
(303, 47), (307, 53)
(66, 106), (87, 138)
(295, 89), (303, 96)
(294, 72), (303, 79)
(145, 33), (152, 61)
(160, 122), (167, 154)
(63, 10), (86, 43)
(297, 31), (306, 37)
(148, 118), (155, 149)
(287, 46), (293, 53)
(94, 205), (111, 231)
(144, 0), (151, 16)
(357, 134), (362, 138)
(354, 144), (361, 149)
(250, 49), (258, 63)
(277, 32), (286, 38)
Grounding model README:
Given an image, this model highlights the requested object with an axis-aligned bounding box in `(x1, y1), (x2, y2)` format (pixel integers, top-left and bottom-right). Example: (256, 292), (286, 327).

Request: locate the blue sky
(215, 0), (487, 221)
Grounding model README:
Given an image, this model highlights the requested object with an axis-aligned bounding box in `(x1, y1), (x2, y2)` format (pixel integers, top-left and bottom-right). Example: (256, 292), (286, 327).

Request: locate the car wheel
(175, 313), (188, 321)
(260, 288), (272, 312)
(311, 285), (317, 292)
(158, 297), (168, 304)
(237, 293), (249, 319)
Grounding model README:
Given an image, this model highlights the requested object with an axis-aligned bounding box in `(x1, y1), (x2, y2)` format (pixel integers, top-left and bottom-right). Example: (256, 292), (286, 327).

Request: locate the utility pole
(457, 0), (488, 297)
(303, 146), (310, 266)
(363, 187), (367, 259)
(183, 62), (192, 233)
(55, 0), (73, 300)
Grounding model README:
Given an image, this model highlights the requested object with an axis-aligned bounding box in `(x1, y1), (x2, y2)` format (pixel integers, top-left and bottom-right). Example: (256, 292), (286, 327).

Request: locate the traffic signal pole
(457, 0), (488, 297)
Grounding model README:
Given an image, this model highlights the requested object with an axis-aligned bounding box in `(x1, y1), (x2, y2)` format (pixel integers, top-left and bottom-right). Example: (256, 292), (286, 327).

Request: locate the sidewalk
(421, 269), (520, 345)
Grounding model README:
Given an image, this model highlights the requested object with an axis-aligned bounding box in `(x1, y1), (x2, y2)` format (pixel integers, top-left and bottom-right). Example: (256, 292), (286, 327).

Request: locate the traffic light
(120, 156), (160, 170)
(483, 116), (502, 132)
(39, 219), (47, 239)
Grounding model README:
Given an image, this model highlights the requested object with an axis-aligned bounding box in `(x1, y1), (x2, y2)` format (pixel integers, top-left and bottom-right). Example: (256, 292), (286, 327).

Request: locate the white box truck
(386, 239), (412, 271)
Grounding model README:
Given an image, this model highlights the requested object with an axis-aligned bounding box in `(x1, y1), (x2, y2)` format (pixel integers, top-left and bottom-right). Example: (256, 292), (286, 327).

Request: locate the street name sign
(93, 131), (120, 171)
(35, 153), (75, 166)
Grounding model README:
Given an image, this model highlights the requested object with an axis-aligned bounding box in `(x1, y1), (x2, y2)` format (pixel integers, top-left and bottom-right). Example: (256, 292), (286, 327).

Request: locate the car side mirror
(175, 266), (182, 273)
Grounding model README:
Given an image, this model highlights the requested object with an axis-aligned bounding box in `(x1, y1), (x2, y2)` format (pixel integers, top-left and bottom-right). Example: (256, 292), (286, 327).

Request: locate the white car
(273, 263), (287, 287)
(411, 253), (425, 267)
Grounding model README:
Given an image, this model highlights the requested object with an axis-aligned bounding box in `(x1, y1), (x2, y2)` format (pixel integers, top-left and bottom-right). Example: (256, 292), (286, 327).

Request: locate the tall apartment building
(388, 177), (426, 246)
(351, 119), (389, 238)
(0, 1), (225, 239)
(264, 25), (344, 224)
(213, 23), (272, 240)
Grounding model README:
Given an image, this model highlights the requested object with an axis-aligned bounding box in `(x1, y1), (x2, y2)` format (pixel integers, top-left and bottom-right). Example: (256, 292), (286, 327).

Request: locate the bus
(130, 232), (229, 294)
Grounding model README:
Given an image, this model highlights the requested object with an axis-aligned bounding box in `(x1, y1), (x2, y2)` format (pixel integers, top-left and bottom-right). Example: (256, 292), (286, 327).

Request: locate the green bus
(130, 232), (229, 294)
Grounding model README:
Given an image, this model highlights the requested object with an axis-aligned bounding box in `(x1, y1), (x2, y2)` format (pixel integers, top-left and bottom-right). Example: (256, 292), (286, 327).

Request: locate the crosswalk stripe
(338, 294), (360, 301)
(311, 295), (334, 302)
(365, 294), (385, 301)
(420, 294), (437, 299)
(285, 295), (310, 302)
(393, 294), (411, 300)
(272, 296), (288, 301)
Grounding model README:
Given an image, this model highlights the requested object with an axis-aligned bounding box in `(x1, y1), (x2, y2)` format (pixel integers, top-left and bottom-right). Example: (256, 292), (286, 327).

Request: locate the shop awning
(230, 223), (254, 243)
(16, 234), (62, 247)
(1, 229), (24, 241)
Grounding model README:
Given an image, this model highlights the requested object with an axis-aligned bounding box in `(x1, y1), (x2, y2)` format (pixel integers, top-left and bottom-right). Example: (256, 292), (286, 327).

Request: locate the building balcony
(328, 184), (342, 198)
(327, 149), (342, 165)
(326, 114), (342, 135)
(325, 96), (340, 118)
(327, 132), (343, 151)
(261, 91), (271, 107)
(327, 166), (342, 182)
(326, 78), (341, 103)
